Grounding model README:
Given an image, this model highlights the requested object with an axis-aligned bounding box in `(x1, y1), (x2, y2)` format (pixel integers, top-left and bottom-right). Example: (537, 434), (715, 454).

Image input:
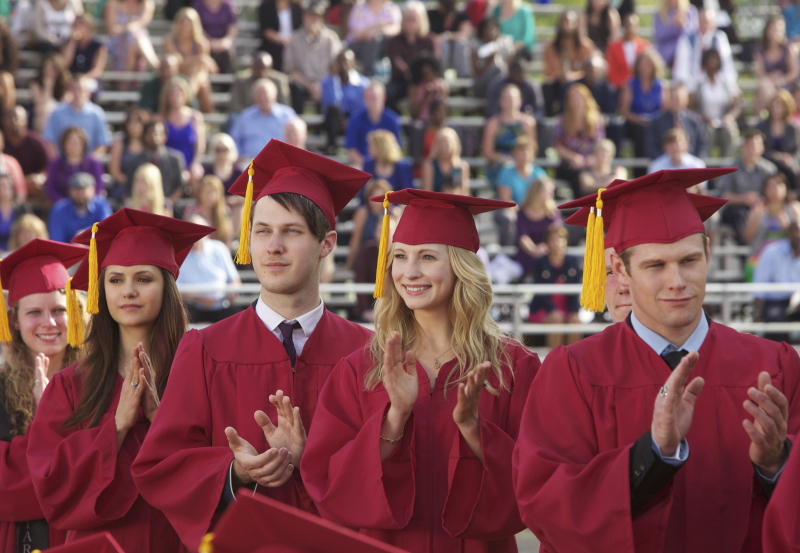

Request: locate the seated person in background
(691, 47), (740, 158)
(126, 120), (187, 200)
(284, 0), (342, 115)
(203, 132), (241, 192)
(61, 14), (107, 95)
(579, 138), (626, 194)
(653, 0), (698, 67)
(43, 75), (112, 157)
(7, 214), (50, 252)
(283, 117), (308, 149)
(229, 78), (297, 160)
(43, 126), (104, 204)
(617, 48), (665, 162)
(757, 89), (800, 189)
(743, 173), (798, 264)
(673, 8), (736, 93)
(364, 129), (413, 195)
(126, 162), (171, 216)
(495, 134), (546, 246)
(257, 0), (302, 73)
(754, 16), (799, 115)
(717, 130), (778, 245)
(471, 17), (515, 99)
(108, 106), (149, 197)
(345, 82), (401, 168)
(645, 81), (707, 160)
(527, 224), (582, 349)
(385, 1), (435, 113)
(408, 55), (449, 141)
(484, 55), (540, 117)
(34, 0), (84, 52)
(492, 0), (536, 55)
(29, 52), (72, 135)
(161, 76), (206, 181)
(321, 49), (369, 154)
(516, 177), (560, 274)
(345, 178), (393, 271)
(346, 0), (401, 77)
(579, 52), (617, 119)
(138, 54), (201, 113)
(421, 127), (469, 194)
(427, 0), (471, 78)
(163, 7), (218, 113)
(580, 0), (620, 52)
(177, 213), (242, 324)
(606, 13), (650, 88)
(353, 208), (399, 322)
(542, 10), (596, 116)
(647, 127), (706, 175)
(47, 171), (112, 243)
(103, 0), (159, 74)
(0, 168), (33, 251)
(1, 107), (51, 197)
(229, 52), (290, 115)
(0, 132), (27, 202)
(419, 98), (448, 163)
(184, 175), (233, 247)
(782, 0), (800, 42)
(482, 83), (537, 186)
(0, 20), (18, 111)
(192, 0), (238, 74)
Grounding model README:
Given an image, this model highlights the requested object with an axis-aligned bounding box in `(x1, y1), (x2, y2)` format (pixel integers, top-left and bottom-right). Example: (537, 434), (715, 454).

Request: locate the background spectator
(62, 14), (108, 96)
(29, 52), (72, 134)
(482, 83), (536, 186)
(2, 107), (51, 195)
(185, 175), (233, 246)
(164, 7), (218, 113)
(160, 75), (206, 182)
(229, 52), (290, 114)
(647, 127), (706, 174)
(427, 0), (471, 78)
(346, 0), (401, 76)
(203, 132), (241, 192)
(364, 129), (413, 194)
(127, 162), (168, 215)
(47, 171), (112, 243)
(542, 11), (595, 116)
(653, 0), (698, 67)
(345, 178), (392, 271)
(492, 0), (535, 55)
(7, 214), (49, 252)
(321, 49), (368, 154)
(673, 8), (736, 93)
(43, 75), (112, 156)
(580, 0), (620, 52)
(0, 19), (19, 110)
(0, 131), (28, 201)
(126, 120), (186, 199)
(554, 82), (605, 197)
(385, 1), (434, 113)
(421, 127), (469, 194)
(43, 126), (104, 204)
(284, 117), (308, 148)
(0, 169), (32, 251)
(35, 0), (84, 52)
(618, 48), (665, 163)
(345, 82), (400, 167)
(138, 53), (201, 113)
(104, 0), (159, 73)
(108, 107), (149, 195)
(284, 0), (342, 115)
(646, 82), (707, 160)
(192, 0), (238, 74)
(229, 78), (296, 159)
(408, 56), (448, 128)
(757, 89), (800, 188)
(754, 16), (799, 115)
(471, 17), (514, 99)
(516, 177), (560, 272)
(417, 98), (448, 163)
(494, 134), (545, 246)
(606, 13), (650, 88)
(691, 47), (740, 158)
(578, 52), (616, 118)
(258, 0), (302, 72)
(579, 139), (627, 194)
(744, 173), (798, 260)
(484, 55), (539, 117)
(783, 0), (800, 42)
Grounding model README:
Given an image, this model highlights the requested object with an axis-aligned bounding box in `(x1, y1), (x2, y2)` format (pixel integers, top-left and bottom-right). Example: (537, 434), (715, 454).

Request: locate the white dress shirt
(255, 296), (325, 357)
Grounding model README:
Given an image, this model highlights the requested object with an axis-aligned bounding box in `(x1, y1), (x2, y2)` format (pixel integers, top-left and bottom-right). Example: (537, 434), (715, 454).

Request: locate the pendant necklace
(425, 344), (453, 370)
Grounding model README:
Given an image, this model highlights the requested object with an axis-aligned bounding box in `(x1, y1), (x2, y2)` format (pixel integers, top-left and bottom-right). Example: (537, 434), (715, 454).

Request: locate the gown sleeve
(512, 346), (672, 553)
(763, 443), (800, 552)
(300, 356), (416, 530)
(0, 433), (44, 521)
(441, 346), (538, 541)
(131, 331), (233, 552)
(26, 372), (140, 531)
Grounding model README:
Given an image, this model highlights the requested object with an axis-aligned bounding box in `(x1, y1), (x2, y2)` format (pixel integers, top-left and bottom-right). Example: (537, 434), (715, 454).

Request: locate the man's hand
(225, 426), (294, 488)
(744, 371), (789, 479)
(256, 390), (307, 465)
(651, 351), (705, 456)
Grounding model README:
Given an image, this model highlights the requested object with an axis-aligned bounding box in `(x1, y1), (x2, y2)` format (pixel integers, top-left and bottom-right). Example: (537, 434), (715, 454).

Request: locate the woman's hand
(382, 332), (419, 426)
(135, 343), (160, 423)
(115, 353), (146, 450)
(32, 353), (50, 407)
(452, 362), (490, 462)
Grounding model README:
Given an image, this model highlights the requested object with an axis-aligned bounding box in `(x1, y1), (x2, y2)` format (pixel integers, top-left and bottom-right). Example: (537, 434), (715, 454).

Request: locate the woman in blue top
(363, 129), (413, 201)
(159, 76), (205, 184)
(619, 48), (666, 163)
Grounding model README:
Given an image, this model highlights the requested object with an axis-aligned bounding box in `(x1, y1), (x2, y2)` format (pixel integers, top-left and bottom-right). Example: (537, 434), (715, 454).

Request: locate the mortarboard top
(34, 532), (126, 553)
(0, 238), (88, 343)
(200, 493), (407, 553)
(228, 140), (372, 265)
(368, 189), (515, 297)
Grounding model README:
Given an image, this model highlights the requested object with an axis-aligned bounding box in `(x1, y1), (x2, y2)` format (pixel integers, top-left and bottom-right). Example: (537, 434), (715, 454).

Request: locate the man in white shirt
(672, 8), (737, 92)
(648, 129), (707, 192)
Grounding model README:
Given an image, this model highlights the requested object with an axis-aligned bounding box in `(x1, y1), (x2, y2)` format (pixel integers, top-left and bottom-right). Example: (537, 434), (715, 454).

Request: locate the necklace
(424, 343), (453, 370)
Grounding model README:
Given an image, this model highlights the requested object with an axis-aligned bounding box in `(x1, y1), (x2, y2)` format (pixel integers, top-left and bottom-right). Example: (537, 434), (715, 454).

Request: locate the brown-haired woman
(26, 209), (214, 551)
(757, 89), (800, 188)
(554, 82), (605, 197)
(108, 107), (150, 192)
(0, 239), (87, 552)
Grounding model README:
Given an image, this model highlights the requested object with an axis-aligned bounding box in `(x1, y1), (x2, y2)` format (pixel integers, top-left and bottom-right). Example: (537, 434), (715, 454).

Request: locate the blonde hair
(594, 138), (616, 157)
(158, 76), (193, 117)
(197, 175), (234, 246)
(173, 7), (205, 44)
(402, 1), (430, 38)
(368, 130), (403, 164)
(660, 0), (689, 24)
(633, 48), (666, 80)
(210, 133), (238, 165)
(771, 89), (797, 122)
(130, 163), (166, 215)
(8, 215), (48, 251)
(513, 134), (538, 158)
(431, 127), (462, 166)
(521, 177), (556, 217)
(563, 82), (601, 137)
(367, 178), (393, 198)
(365, 246), (512, 394)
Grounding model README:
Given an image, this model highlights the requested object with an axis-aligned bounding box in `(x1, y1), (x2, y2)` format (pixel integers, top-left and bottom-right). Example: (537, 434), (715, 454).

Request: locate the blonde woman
(653, 0), (698, 66)
(159, 76), (206, 189)
(554, 82), (605, 197)
(481, 83), (536, 186)
(421, 127), (469, 195)
(128, 163), (167, 216)
(364, 130), (413, 195)
(302, 189), (539, 552)
(8, 215), (48, 251)
(203, 133), (242, 191)
(163, 7), (218, 112)
(578, 139), (627, 194)
(0, 239), (87, 552)
(184, 175), (234, 248)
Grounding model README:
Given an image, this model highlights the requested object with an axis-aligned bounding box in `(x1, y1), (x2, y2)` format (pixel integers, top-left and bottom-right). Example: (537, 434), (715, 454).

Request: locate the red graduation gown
(300, 340), (539, 553)
(513, 319), (800, 553)
(25, 363), (185, 552)
(0, 431), (45, 551)
(131, 305), (373, 551)
(763, 440), (800, 552)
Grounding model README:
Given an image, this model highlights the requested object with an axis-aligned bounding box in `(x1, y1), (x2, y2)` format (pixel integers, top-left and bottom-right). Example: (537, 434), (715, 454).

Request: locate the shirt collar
(631, 310), (709, 356)
(255, 296), (325, 337)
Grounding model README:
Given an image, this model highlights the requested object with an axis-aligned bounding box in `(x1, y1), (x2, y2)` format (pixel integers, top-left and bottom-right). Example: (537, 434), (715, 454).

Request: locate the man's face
(69, 185), (94, 208)
(623, 14), (638, 37)
(302, 12), (322, 33)
(253, 53), (272, 77)
(605, 248), (632, 323)
(71, 79), (88, 105)
(671, 87), (688, 111)
(5, 107), (27, 136)
(364, 87), (385, 113)
(145, 123), (166, 149)
(254, 84), (274, 113)
(250, 197), (336, 297)
(611, 234), (709, 335)
(699, 10), (715, 35)
(742, 136), (765, 161)
(665, 138), (686, 160)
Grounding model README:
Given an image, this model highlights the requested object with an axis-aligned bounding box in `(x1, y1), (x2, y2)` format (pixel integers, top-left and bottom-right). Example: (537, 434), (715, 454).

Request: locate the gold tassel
(0, 260), (12, 342)
(585, 189), (607, 313)
(373, 192), (392, 299)
(199, 533), (215, 553)
(580, 207), (596, 309)
(66, 277), (84, 348)
(235, 161), (255, 265)
(87, 222), (99, 314)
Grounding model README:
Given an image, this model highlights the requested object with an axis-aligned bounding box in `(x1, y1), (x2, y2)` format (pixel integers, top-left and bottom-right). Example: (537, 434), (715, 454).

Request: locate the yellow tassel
(585, 189), (607, 313)
(87, 222), (99, 315)
(235, 161), (255, 265)
(580, 207), (596, 308)
(199, 533), (215, 553)
(0, 261), (12, 342)
(66, 277), (84, 348)
(373, 192), (392, 299)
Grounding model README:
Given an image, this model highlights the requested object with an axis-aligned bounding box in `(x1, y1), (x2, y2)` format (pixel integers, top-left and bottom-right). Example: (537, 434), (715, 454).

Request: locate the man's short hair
(742, 128), (765, 143)
(267, 193), (331, 242)
(662, 127), (689, 146)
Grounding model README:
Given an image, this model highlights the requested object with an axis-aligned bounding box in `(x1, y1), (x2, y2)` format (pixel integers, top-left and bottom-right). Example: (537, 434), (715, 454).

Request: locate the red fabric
(300, 340), (539, 552)
(0, 238), (87, 305)
(763, 438), (800, 552)
(465, 0), (487, 28)
(131, 306), (373, 551)
(25, 364), (187, 553)
(513, 320), (800, 553)
(45, 532), (127, 553)
(228, 140), (372, 229)
(369, 190), (515, 253)
(605, 37), (651, 88)
(0, 432), (47, 551)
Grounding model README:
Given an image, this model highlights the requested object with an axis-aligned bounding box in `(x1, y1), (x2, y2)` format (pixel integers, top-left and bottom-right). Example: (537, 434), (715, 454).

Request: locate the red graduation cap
(367, 189), (515, 297)
(228, 139), (372, 264)
(201, 494), (407, 553)
(35, 532), (126, 553)
(559, 168), (733, 312)
(0, 238), (88, 342)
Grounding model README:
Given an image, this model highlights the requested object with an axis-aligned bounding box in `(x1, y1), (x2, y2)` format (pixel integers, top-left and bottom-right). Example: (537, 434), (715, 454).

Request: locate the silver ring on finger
(659, 384), (669, 397)
(35, 379), (40, 384)
(131, 382), (139, 387)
